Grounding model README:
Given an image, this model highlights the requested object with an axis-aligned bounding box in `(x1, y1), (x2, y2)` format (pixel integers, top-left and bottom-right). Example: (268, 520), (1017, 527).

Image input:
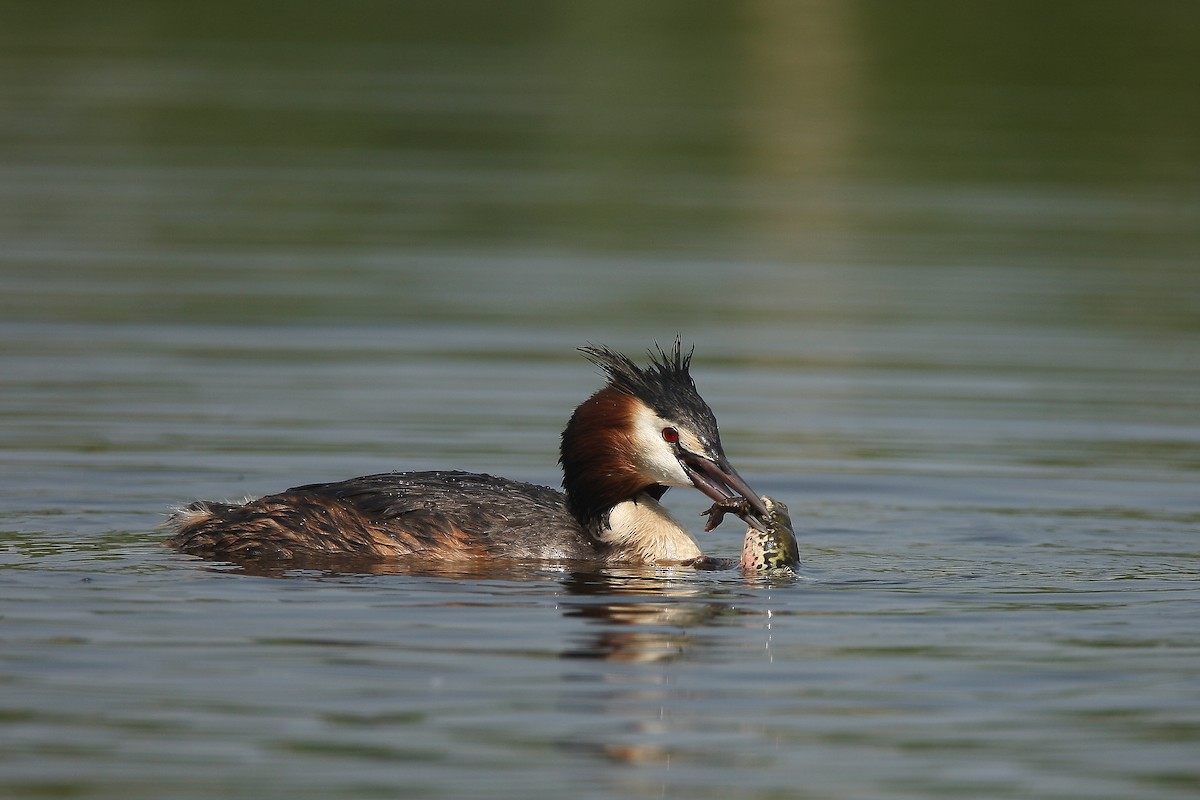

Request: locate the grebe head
(560, 339), (770, 531)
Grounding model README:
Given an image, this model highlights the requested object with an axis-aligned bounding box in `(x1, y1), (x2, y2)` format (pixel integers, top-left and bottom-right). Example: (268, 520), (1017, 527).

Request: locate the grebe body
(167, 342), (768, 565)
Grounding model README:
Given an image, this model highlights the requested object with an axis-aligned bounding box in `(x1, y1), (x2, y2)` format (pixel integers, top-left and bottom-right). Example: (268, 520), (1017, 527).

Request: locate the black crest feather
(580, 338), (694, 398)
(578, 338), (720, 445)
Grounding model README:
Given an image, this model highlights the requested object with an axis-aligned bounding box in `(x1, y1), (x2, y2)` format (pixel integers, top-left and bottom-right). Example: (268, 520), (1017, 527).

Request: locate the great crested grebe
(167, 340), (770, 565)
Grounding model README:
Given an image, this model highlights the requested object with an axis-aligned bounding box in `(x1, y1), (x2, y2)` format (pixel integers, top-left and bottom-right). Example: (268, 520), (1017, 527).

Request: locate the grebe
(167, 340), (770, 565)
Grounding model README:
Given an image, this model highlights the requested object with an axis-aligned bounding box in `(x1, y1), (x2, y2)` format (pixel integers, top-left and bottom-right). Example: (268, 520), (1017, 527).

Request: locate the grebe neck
(559, 386), (645, 524)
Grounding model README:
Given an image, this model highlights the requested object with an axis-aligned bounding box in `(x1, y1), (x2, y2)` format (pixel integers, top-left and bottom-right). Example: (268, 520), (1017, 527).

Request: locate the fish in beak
(677, 450), (770, 532)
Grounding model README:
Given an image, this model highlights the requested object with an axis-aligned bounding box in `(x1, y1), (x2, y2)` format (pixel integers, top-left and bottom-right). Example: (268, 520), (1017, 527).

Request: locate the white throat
(598, 492), (702, 564)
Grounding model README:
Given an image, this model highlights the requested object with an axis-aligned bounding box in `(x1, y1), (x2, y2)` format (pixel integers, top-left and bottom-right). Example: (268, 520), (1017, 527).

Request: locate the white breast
(599, 492), (703, 563)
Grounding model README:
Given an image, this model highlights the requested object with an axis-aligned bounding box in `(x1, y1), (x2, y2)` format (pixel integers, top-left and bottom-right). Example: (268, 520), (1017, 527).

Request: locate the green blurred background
(2, 0), (1197, 330)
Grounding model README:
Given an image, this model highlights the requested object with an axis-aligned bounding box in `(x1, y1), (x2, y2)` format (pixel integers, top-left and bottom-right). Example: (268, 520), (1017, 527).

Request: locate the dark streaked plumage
(169, 471), (594, 562)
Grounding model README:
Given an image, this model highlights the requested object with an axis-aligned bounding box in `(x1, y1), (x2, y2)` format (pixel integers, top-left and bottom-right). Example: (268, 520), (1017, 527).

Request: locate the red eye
(661, 427), (679, 444)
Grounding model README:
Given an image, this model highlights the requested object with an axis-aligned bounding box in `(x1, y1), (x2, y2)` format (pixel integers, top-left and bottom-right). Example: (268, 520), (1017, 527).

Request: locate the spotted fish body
(739, 496), (799, 573)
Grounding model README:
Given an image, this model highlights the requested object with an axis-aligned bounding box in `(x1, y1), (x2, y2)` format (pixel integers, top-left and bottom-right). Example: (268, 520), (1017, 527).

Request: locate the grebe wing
(291, 470), (564, 517)
(286, 470), (596, 559)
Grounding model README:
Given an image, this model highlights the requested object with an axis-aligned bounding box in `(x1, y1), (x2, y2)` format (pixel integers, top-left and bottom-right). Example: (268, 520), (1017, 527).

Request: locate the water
(2, 3), (1199, 798)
